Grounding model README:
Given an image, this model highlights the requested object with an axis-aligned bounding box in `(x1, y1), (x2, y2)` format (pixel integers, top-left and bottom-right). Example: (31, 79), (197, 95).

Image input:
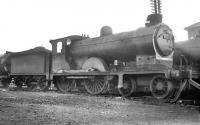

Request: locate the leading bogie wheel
(150, 75), (173, 99)
(118, 78), (136, 97)
(83, 77), (106, 95)
(56, 77), (76, 93)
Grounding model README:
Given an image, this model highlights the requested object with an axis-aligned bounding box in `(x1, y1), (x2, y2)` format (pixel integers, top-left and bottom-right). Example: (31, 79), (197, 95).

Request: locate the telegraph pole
(146, 0), (162, 27)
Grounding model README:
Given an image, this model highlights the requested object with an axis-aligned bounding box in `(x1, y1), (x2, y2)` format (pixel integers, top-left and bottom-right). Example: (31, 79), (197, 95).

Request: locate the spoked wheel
(38, 78), (50, 91)
(150, 75), (173, 99)
(118, 78), (136, 97)
(56, 77), (76, 93)
(83, 77), (106, 95)
(101, 82), (110, 94)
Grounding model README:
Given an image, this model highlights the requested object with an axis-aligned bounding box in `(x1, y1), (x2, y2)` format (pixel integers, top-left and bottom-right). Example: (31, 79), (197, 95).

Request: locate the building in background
(185, 22), (200, 40)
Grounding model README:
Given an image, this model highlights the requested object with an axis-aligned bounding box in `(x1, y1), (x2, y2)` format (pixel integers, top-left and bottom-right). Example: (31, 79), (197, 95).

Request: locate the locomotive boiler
(67, 24), (174, 70)
(174, 37), (200, 69)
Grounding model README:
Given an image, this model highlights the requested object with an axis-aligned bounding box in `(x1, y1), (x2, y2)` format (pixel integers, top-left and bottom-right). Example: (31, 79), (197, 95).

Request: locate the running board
(65, 76), (94, 79)
(188, 79), (200, 90)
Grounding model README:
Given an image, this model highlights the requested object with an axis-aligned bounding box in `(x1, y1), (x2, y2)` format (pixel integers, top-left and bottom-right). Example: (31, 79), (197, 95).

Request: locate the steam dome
(100, 26), (113, 37)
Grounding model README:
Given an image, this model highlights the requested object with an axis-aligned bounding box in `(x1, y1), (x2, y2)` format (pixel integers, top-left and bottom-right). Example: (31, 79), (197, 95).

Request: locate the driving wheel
(83, 78), (106, 95)
(56, 77), (75, 93)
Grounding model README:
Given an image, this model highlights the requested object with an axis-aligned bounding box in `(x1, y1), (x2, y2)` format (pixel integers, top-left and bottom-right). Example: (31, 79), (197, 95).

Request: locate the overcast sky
(0, 0), (199, 54)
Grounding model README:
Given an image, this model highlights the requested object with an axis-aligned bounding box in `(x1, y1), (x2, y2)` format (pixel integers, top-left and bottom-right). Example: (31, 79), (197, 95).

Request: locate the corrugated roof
(185, 22), (200, 30)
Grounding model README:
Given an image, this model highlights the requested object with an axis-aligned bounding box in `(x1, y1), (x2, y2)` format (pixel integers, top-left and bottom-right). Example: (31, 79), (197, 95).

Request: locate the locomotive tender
(8, 47), (51, 90)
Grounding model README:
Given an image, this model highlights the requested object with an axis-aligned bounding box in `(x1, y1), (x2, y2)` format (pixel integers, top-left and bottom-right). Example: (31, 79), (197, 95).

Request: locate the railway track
(1, 84), (200, 109)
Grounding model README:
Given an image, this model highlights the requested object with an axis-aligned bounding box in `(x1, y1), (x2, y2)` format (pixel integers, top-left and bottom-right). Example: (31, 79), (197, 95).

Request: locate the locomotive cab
(50, 35), (87, 73)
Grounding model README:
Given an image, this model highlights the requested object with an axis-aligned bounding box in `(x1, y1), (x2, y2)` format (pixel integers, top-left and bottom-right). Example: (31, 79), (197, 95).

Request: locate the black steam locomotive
(173, 36), (200, 100)
(0, 0), (196, 102)
(0, 20), (192, 102)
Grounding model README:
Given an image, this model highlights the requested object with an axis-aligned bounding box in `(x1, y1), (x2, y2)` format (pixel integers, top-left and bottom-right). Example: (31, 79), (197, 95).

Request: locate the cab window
(57, 42), (62, 53)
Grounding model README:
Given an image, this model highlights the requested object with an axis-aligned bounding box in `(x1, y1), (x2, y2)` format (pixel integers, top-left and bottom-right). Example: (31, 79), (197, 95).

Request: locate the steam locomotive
(173, 36), (200, 100)
(0, 17), (192, 102)
(0, 0), (198, 102)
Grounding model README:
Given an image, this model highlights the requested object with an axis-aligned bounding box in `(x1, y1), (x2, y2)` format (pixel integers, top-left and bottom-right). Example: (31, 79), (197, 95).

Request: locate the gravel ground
(0, 88), (200, 125)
